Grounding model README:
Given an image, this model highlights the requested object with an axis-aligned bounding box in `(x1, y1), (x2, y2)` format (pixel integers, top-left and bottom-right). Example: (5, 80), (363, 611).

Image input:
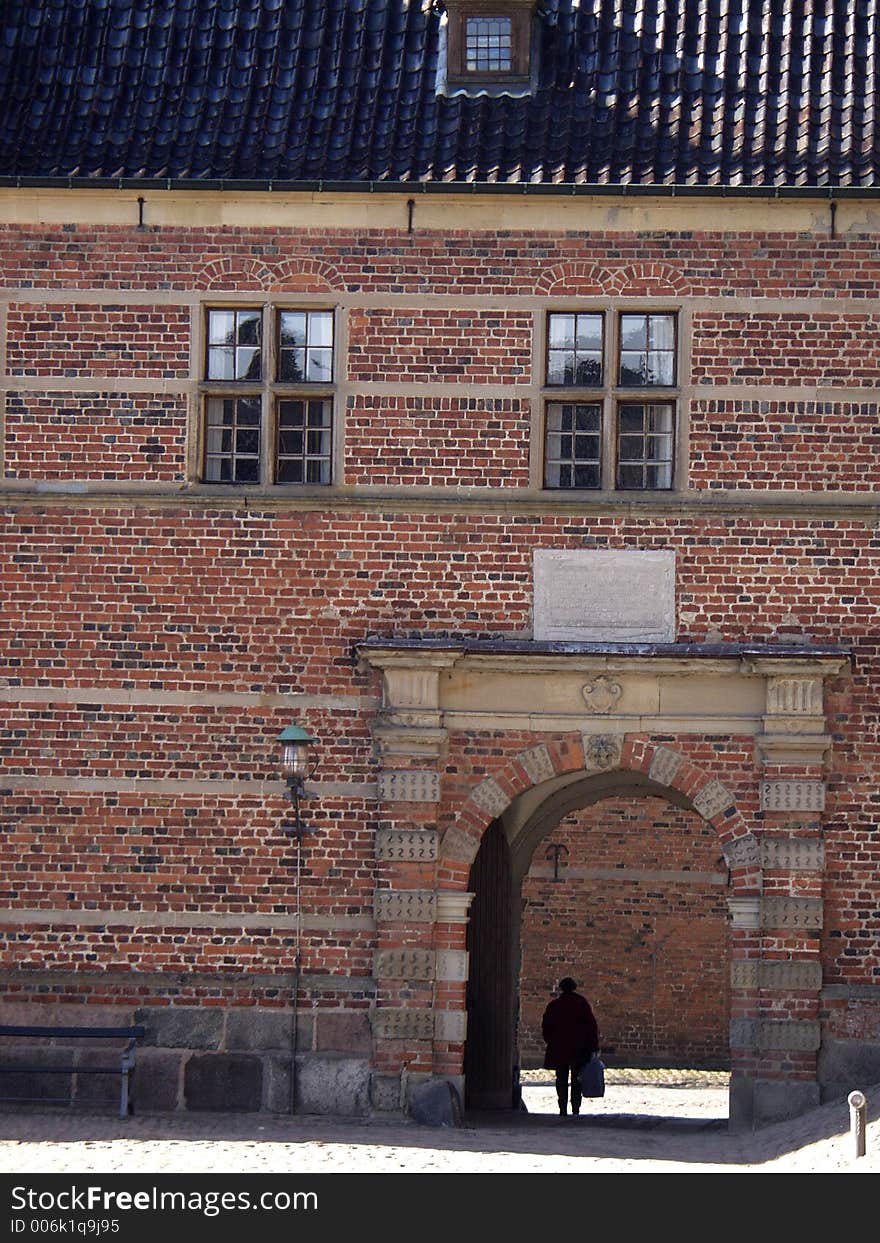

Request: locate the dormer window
(445, 2), (533, 85)
(466, 16), (513, 72)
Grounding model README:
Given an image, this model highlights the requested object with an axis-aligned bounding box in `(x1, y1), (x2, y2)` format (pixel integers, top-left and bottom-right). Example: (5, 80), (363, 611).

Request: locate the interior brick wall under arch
(518, 796), (731, 1068)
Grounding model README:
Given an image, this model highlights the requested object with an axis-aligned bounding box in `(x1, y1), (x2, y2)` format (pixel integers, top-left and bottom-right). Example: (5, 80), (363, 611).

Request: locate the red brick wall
(1, 225), (877, 297)
(518, 797), (730, 1067)
(345, 395), (531, 487)
(4, 392), (187, 480)
(690, 313), (880, 385)
(6, 305), (191, 379)
(689, 399), (880, 491)
(346, 310), (531, 384)
(1, 216), (879, 1089)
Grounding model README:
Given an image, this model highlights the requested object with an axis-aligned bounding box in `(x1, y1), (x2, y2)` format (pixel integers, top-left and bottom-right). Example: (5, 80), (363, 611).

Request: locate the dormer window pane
(465, 16), (513, 72)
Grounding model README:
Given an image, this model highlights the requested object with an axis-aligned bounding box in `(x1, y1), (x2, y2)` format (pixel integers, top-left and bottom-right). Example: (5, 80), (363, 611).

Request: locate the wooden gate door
(463, 818), (516, 1109)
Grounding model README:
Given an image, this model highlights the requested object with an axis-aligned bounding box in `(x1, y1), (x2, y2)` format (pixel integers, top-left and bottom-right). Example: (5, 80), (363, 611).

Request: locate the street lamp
(277, 723), (319, 835)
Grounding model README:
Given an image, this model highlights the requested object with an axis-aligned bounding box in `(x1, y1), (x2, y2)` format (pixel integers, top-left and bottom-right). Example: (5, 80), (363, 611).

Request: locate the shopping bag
(578, 1053), (605, 1098)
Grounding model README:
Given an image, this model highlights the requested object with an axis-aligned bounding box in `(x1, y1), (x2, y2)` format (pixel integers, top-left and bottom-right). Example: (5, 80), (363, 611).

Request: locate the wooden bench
(0, 1025), (146, 1119)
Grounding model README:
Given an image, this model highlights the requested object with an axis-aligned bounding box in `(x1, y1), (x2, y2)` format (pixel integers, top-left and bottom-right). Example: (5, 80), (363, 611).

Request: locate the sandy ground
(0, 1072), (877, 1174)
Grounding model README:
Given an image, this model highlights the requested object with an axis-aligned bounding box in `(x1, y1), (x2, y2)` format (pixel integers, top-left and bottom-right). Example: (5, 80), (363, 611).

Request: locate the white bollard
(848, 1090), (867, 1159)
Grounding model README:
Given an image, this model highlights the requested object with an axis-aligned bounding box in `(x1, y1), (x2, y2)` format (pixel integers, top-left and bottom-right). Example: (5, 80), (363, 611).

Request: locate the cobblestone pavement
(0, 1074), (877, 1174)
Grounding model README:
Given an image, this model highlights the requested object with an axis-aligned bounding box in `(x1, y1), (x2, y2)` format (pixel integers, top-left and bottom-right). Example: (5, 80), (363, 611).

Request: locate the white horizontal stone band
(0, 909), (374, 931)
(0, 686), (375, 710)
(0, 776), (378, 799)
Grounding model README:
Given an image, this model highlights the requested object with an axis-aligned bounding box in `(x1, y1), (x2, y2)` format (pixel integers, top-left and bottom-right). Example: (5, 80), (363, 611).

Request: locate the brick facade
(1, 206), (879, 1126)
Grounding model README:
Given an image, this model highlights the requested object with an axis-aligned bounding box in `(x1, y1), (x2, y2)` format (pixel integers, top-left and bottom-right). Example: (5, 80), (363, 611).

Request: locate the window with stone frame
(201, 305), (335, 485)
(543, 310), (678, 491)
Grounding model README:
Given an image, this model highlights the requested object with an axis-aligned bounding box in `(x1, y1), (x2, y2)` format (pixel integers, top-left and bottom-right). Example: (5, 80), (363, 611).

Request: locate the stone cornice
(2, 483), (880, 521)
(358, 639), (850, 677)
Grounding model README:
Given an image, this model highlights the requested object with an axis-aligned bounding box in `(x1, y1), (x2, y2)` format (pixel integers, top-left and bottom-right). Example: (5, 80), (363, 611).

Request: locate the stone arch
(536, 261), (615, 295)
(605, 261), (687, 296)
(453, 733), (748, 1112)
(269, 256), (345, 293)
(195, 256), (276, 291)
(438, 733), (759, 892)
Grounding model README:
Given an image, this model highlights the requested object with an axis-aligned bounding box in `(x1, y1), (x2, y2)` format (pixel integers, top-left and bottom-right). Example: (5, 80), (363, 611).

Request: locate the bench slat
(0, 1027), (145, 1039)
(0, 1066), (120, 1074)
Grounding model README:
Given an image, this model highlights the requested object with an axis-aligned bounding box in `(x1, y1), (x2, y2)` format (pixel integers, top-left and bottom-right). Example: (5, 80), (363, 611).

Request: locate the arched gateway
(358, 638), (848, 1130)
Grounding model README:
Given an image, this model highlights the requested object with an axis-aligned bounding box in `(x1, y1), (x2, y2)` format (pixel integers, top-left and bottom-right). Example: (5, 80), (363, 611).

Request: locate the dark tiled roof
(1, 0), (878, 188)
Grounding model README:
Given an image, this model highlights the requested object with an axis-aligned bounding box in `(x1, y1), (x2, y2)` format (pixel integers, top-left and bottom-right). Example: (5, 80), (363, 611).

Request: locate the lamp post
(276, 723), (319, 1113)
(277, 723), (319, 837)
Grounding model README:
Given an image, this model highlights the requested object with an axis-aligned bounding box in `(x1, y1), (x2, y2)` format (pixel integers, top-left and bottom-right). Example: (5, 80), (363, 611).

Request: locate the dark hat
(559, 977), (577, 993)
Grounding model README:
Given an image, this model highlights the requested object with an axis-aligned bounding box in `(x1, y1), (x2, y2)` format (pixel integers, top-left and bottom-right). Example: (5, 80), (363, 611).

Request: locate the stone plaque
(434, 1011), (467, 1042)
(729, 1018), (758, 1050)
(722, 835), (761, 871)
(436, 949), (469, 982)
(517, 745), (555, 786)
(375, 829), (438, 862)
(730, 960), (822, 991)
(582, 733), (623, 770)
(374, 950), (435, 980)
(762, 838), (825, 871)
(378, 770), (440, 803)
(371, 1008), (434, 1040)
(649, 746), (685, 787)
(730, 1019), (820, 1052)
(533, 549), (676, 642)
(761, 897), (823, 929)
(693, 780), (736, 821)
(761, 781), (825, 812)
(470, 777), (508, 818)
(438, 825), (480, 866)
(758, 1021), (821, 1052)
(374, 890), (437, 923)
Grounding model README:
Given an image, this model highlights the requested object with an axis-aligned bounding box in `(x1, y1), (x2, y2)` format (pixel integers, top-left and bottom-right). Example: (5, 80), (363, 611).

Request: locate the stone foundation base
(818, 1039), (880, 1104)
(729, 1075), (820, 1130)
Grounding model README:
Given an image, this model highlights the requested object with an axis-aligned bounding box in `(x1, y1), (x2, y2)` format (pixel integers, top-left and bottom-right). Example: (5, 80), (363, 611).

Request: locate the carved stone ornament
(371, 1008), (435, 1041)
(582, 733), (623, 771)
(693, 780), (736, 822)
(517, 745), (555, 786)
(374, 949), (435, 980)
(378, 770), (441, 804)
(761, 896), (823, 929)
(761, 780), (826, 812)
(438, 825), (480, 866)
(722, 834), (761, 871)
(581, 675), (623, 715)
(375, 829), (438, 862)
(374, 890), (437, 923)
(729, 1018), (823, 1053)
(649, 746), (686, 787)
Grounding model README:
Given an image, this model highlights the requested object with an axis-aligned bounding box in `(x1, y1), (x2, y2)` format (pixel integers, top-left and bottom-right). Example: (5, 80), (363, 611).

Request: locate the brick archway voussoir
(195, 256), (276, 291)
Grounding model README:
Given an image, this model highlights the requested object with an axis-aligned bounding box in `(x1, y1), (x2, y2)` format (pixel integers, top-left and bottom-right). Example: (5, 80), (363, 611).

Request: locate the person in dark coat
(541, 976), (599, 1116)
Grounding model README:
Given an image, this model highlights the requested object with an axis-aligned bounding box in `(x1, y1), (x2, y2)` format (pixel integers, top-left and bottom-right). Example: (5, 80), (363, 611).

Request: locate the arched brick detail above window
(536, 262), (614, 296)
(269, 256), (345, 293)
(605, 261), (687, 296)
(194, 255), (345, 293)
(536, 261), (686, 298)
(194, 257), (276, 291)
